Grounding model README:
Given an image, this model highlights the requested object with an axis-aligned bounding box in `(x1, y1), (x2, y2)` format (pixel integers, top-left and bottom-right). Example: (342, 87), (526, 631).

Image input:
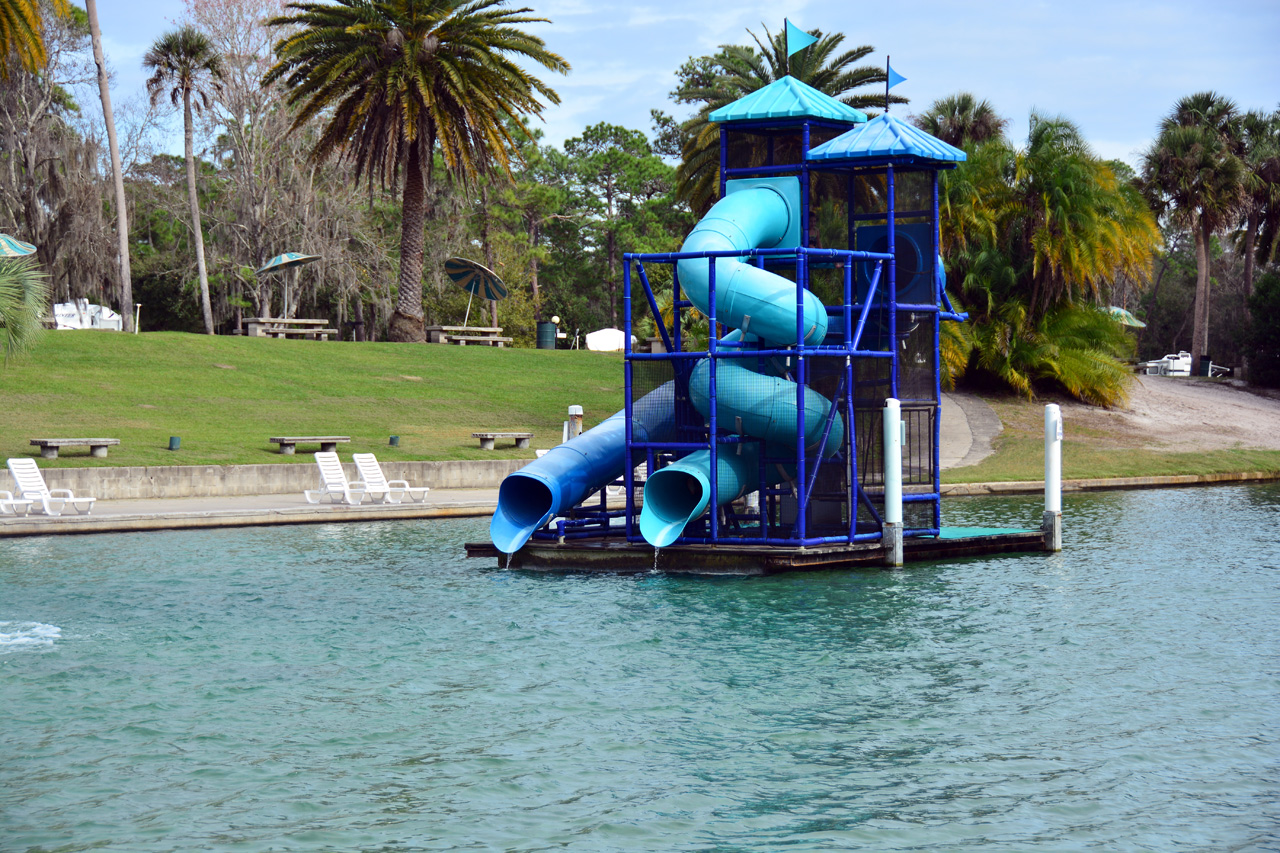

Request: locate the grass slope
(1, 332), (624, 467)
(6, 332), (1278, 482)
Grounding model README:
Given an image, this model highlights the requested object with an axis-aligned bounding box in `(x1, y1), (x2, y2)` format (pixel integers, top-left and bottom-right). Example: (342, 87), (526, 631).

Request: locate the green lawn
(1, 332), (625, 468)
(6, 332), (1279, 483)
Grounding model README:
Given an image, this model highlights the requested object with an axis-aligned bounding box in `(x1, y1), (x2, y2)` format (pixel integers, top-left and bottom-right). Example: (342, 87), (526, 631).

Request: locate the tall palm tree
(1141, 92), (1246, 368)
(0, 0), (66, 76)
(144, 26), (224, 335)
(265, 0), (570, 342)
(1237, 109), (1280, 300)
(85, 0), (132, 332)
(673, 23), (898, 213)
(913, 92), (1008, 149)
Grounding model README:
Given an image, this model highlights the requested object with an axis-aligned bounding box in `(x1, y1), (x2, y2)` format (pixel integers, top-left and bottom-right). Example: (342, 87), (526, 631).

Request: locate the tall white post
(883, 398), (904, 566)
(568, 405), (584, 439)
(1043, 403), (1062, 551)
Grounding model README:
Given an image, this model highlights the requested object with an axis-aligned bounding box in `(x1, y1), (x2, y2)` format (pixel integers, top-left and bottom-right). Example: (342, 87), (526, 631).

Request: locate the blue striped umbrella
(0, 234), (37, 257)
(255, 252), (321, 275)
(445, 257), (507, 326)
(445, 257), (507, 301)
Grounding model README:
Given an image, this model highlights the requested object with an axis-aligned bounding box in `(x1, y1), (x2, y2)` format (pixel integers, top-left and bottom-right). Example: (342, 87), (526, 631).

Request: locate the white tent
(584, 327), (635, 352)
(52, 299), (122, 331)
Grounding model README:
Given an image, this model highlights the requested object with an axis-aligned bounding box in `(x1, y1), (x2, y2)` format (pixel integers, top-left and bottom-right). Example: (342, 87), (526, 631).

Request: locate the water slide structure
(491, 177), (844, 553)
(488, 74), (977, 563)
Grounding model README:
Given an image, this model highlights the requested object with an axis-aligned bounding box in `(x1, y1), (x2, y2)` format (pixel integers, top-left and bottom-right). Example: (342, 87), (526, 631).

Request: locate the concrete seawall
(0, 459), (530, 501)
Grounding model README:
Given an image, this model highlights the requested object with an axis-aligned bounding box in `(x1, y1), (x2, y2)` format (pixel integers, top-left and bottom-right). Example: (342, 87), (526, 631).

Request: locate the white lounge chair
(303, 452), (367, 505)
(5, 458), (95, 516)
(351, 453), (429, 504)
(0, 490), (32, 516)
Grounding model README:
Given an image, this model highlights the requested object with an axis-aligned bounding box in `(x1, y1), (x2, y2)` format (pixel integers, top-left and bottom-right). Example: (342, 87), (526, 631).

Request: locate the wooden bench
(426, 325), (512, 347)
(244, 318), (338, 340)
(472, 432), (533, 450)
(30, 438), (120, 459)
(269, 436), (350, 455)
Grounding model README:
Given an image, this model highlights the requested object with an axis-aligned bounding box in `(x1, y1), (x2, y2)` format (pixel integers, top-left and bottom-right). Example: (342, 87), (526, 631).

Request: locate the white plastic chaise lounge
(5, 458), (95, 516)
(351, 453), (429, 504)
(304, 451), (367, 505)
(0, 489), (32, 516)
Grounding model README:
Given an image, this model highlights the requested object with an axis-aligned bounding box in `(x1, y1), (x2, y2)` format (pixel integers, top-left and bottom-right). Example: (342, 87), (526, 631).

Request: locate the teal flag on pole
(785, 19), (818, 57)
(886, 60), (907, 90)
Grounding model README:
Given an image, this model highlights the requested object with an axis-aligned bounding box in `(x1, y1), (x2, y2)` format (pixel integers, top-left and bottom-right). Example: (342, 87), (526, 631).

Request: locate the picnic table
(472, 431), (533, 450)
(269, 436), (350, 455)
(29, 438), (120, 459)
(244, 317), (338, 340)
(425, 325), (513, 347)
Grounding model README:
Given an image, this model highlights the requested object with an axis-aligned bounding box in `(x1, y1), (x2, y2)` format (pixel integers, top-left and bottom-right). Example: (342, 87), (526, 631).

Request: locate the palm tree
(85, 0), (131, 332)
(913, 93), (1008, 148)
(936, 111), (1159, 404)
(0, 258), (49, 359)
(1141, 92), (1246, 368)
(1236, 109), (1280, 300)
(1016, 114), (1158, 315)
(673, 23), (899, 213)
(144, 26), (224, 335)
(0, 0), (66, 76)
(265, 0), (570, 342)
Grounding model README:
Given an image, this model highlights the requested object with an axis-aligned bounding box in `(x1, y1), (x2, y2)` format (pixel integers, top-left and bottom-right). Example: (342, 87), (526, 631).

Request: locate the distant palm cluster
(1, 3), (1276, 399)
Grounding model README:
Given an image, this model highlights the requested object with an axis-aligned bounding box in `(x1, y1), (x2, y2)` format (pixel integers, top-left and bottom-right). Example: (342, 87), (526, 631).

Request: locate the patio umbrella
(1106, 306), (1146, 328)
(0, 234), (37, 257)
(255, 252), (320, 318)
(444, 257), (507, 326)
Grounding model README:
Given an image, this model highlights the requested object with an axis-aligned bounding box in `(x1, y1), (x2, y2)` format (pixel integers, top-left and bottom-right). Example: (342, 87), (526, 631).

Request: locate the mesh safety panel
(899, 312), (937, 404)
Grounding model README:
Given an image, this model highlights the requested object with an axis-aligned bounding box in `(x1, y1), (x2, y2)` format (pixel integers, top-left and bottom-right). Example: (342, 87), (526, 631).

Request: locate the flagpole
(886, 55), (891, 113)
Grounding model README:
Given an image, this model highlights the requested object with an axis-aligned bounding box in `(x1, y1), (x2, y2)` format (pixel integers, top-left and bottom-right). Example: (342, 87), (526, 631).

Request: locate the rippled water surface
(2, 485), (1278, 852)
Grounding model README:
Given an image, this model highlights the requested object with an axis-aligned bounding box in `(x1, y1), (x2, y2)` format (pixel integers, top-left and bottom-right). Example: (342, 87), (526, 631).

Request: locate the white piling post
(883, 398), (904, 566)
(568, 405), (584, 439)
(1043, 403), (1063, 551)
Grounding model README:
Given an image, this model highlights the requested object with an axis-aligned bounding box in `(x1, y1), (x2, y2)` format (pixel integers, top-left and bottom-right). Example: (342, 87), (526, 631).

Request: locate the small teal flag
(886, 60), (907, 90)
(785, 19), (818, 57)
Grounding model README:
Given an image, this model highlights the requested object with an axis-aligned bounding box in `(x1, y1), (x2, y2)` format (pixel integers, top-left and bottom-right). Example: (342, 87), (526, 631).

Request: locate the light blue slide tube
(688, 359), (844, 458)
(640, 443), (796, 548)
(676, 187), (828, 346)
(489, 382), (675, 554)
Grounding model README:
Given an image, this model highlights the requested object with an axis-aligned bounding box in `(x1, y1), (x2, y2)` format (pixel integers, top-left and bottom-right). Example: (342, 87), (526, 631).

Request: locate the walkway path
(940, 391), (1001, 470)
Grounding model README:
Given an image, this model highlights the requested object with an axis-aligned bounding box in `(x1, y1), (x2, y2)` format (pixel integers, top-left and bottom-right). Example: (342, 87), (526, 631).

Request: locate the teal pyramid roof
(709, 76), (867, 124)
(806, 113), (967, 163)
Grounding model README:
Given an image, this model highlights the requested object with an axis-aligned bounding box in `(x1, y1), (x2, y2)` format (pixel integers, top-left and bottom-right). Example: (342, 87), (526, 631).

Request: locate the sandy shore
(1054, 376), (1280, 451)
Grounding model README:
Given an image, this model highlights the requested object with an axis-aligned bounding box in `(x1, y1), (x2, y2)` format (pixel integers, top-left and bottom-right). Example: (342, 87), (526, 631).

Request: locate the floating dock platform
(466, 525), (1050, 576)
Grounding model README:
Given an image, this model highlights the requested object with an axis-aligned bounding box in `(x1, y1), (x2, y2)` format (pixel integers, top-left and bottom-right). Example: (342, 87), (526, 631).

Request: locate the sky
(96, 0), (1280, 167)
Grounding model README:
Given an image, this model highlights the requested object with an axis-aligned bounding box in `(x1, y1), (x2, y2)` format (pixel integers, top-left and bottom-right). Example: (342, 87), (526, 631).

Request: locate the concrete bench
(266, 326), (339, 340)
(30, 438), (120, 459)
(472, 432), (533, 450)
(449, 335), (513, 347)
(269, 436), (350, 455)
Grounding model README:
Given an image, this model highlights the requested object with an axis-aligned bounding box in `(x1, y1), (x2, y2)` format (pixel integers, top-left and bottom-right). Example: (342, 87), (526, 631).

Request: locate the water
(1, 485), (1277, 852)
